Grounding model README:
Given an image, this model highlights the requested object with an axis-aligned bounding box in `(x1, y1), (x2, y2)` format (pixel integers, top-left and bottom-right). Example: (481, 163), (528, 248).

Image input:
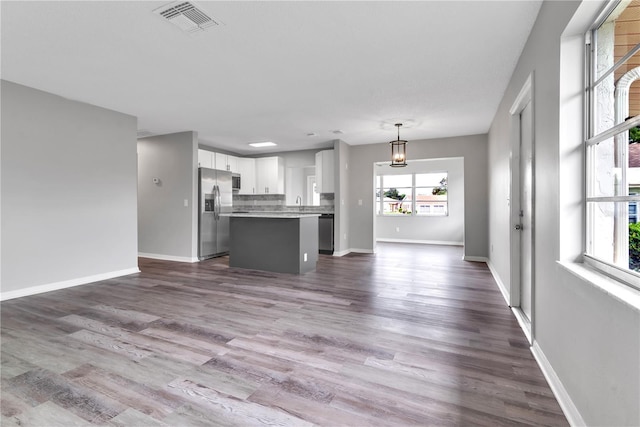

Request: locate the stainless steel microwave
(232, 173), (241, 191)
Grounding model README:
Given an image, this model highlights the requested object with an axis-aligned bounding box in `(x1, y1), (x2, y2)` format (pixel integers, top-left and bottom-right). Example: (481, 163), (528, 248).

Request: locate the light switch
(184, 199), (188, 207)
(358, 199), (362, 206)
(304, 253), (308, 262)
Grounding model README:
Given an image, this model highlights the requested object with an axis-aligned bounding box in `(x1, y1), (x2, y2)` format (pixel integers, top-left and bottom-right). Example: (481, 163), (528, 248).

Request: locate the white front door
(519, 100), (533, 321)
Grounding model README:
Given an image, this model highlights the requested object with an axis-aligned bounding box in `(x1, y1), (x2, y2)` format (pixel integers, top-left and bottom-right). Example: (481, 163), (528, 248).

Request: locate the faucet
(296, 195), (302, 209)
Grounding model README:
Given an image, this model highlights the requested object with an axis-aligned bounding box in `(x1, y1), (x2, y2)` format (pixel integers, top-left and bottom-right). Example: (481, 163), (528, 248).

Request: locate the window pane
(383, 174), (412, 187)
(414, 186), (447, 215)
(416, 173), (446, 187)
(590, 135), (628, 197)
(595, 1), (640, 80)
(587, 200), (640, 272)
(593, 78), (616, 136)
(416, 201), (448, 216)
(614, 49), (640, 83)
(383, 201), (411, 215)
(588, 201), (615, 264)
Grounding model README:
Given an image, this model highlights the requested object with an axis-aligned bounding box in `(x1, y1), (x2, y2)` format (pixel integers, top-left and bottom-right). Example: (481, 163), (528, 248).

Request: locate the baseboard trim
(377, 238), (463, 246)
(463, 255), (488, 262)
(332, 249), (351, 257)
(350, 248), (375, 254)
(138, 253), (199, 263)
(0, 267), (140, 301)
(512, 307), (532, 344)
(530, 341), (585, 427)
(332, 248), (375, 257)
(486, 259), (511, 306)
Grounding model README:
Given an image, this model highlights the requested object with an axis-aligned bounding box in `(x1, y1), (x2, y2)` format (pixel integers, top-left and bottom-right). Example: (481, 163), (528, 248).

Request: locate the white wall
(375, 157), (464, 245)
(138, 132), (198, 262)
(487, 1), (640, 425)
(0, 80), (139, 299)
(347, 134), (488, 258)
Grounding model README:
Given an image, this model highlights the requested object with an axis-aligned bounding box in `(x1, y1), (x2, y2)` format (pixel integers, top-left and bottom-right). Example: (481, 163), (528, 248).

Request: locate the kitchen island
(228, 213), (319, 274)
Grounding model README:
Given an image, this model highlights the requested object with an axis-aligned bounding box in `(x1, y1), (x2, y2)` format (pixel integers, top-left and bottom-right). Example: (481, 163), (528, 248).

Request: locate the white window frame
(376, 172), (449, 217)
(585, 0), (640, 291)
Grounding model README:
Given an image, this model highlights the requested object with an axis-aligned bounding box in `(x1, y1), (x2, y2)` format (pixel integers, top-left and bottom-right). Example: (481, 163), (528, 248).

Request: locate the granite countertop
(224, 212), (322, 218)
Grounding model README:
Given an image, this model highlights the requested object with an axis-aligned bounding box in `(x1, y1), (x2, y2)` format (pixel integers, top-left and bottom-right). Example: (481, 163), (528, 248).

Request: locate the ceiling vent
(137, 129), (156, 138)
(154, 1), (219, 33)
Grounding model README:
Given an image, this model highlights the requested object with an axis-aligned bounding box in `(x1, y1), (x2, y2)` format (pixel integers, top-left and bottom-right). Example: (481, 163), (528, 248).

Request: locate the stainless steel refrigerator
(198, 167), (233, 260)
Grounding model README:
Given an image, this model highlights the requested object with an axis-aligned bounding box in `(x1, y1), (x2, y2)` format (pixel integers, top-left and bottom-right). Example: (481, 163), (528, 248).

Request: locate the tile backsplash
(233, 193), (334, 213)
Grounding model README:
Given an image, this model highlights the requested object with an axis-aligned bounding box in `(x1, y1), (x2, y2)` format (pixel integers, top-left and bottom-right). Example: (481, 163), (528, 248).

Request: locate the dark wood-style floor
(1, 243), (568, 426)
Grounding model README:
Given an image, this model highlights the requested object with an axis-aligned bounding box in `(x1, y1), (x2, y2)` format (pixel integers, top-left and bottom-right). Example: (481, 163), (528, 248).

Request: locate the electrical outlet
(358, 199), (362, 206)
(396, 227), (400, 233)
(184, 199), (188, 207)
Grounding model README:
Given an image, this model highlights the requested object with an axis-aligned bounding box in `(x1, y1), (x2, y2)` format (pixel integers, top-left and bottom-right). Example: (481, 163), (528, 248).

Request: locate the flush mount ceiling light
(390, 123), (408, 167)
(249, 141), (277, 148)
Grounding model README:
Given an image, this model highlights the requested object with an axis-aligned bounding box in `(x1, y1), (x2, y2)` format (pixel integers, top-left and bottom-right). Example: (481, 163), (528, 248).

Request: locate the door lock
(514, 224), (523, 231)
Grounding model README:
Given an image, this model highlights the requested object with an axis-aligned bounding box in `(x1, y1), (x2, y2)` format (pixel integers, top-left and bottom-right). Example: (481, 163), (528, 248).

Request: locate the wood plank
(0, 243), (568, 426)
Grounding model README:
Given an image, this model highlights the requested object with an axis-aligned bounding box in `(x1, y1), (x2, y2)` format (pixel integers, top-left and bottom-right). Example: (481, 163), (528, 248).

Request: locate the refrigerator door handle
(214, 185), (221, 220)
(213, 185), (217, 220)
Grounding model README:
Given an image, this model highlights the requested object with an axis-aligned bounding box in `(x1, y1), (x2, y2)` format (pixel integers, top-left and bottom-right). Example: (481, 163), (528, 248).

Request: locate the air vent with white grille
(153, 1), (219, 33)
(137, 129), (156, 138)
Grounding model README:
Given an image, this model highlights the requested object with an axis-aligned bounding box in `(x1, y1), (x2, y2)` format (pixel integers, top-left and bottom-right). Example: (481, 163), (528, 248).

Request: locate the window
(415, 173), (448, 216)
(585, 0), (640, 289)
(376, 172), (448, 216)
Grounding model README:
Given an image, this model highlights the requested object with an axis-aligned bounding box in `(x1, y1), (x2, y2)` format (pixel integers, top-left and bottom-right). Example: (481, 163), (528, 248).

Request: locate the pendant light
(390, 123), (408, 167)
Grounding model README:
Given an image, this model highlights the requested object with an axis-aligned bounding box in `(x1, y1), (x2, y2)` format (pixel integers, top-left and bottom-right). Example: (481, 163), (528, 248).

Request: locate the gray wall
(375, 157), (464, 244)
(138, 132), (198, 261)
(347, 134), (488, 258)
(0, 80), (138, 297)
(488, 1), (640, 425)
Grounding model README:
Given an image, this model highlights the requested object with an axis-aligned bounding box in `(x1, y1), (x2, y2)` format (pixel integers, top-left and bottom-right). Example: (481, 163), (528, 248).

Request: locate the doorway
(519, 100), (533, 322)
(509, 74), (534, 343)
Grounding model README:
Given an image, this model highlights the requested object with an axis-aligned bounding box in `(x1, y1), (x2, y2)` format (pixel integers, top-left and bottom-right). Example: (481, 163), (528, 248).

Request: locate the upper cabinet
(198, 150), (285, 195)
(315, 149), (335, 193)
(215, 153), (239, 173)
(198, 149), (214, 169)
(236, 158), (256, 194)
(255, 157), (284, 194)
(198, 149), (239, 173)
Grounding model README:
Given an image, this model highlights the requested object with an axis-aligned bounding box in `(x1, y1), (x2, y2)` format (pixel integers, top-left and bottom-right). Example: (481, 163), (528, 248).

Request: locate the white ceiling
(1, 1), (542, 155)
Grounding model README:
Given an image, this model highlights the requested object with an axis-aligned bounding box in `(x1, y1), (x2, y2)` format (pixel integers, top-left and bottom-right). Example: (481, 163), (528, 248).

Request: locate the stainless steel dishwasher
(318, 214), (334, 254)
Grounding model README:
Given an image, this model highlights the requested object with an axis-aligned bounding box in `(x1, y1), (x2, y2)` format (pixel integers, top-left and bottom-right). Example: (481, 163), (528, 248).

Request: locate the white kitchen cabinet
(227, 155), (238, 173)
(255, 156), (284, 194)
(315, 149), (335, 193)
(236, 158), (256, 194)
(214, 153), (227, 171)
(214, 153), (239, 173)
(198, 149), (214, 169)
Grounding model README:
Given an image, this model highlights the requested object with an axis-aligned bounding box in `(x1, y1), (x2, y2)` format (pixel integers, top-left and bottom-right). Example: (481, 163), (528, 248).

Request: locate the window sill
(557, 261), (640, 312)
